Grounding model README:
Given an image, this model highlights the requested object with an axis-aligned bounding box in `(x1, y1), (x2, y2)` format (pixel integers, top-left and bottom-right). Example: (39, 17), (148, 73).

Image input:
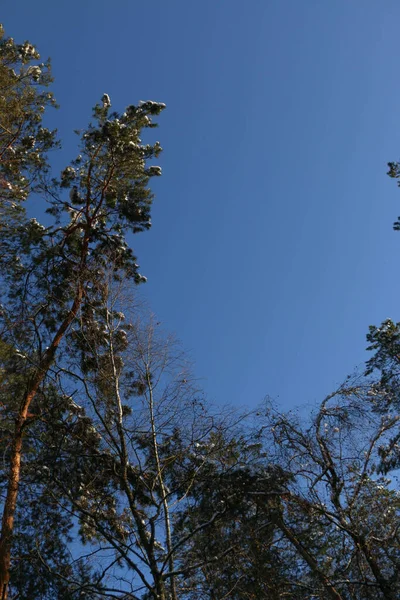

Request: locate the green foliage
(171, 434), (290, 599)
(0, 94), (165, 358)
(0, 23), (167, 599)
(366, 319), (400, 380)
(0, 24), (57, 205)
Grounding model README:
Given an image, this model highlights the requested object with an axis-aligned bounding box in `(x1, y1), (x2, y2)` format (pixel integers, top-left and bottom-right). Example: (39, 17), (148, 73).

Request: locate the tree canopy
(1, 21), (400, 600)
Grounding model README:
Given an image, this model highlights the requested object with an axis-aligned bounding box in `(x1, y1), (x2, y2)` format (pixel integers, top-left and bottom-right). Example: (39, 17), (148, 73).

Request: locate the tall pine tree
(0, 24), (165, 598)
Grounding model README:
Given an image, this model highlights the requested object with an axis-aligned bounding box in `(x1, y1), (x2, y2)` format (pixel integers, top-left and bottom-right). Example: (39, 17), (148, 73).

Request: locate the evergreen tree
(0, 24), (165, 598)
(0, 23), (56, 224)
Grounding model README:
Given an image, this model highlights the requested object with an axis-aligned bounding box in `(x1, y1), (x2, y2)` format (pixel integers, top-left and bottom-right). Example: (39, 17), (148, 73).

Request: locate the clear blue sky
(3, 0), (400, 411)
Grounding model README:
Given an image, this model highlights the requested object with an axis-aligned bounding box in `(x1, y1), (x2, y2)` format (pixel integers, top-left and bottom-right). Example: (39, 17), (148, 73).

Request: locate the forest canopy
(0, 22), (400, 600)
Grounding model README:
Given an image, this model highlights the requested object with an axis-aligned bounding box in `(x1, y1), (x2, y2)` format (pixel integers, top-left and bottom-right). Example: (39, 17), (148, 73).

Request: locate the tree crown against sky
(2, 9), (400, 599)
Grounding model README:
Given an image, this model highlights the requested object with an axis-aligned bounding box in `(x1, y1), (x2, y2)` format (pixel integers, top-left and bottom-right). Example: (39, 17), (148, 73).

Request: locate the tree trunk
(0, 284), (84, 599)
(0, 422), (23, 600)
(273, 514), (344, 600)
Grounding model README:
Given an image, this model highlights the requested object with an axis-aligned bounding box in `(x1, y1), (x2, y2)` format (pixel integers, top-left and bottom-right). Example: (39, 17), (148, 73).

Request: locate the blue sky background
(3, 0), (400, 412)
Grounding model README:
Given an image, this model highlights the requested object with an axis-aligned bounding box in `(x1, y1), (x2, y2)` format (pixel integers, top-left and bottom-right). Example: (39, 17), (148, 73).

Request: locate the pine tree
(0, 24), (56, 221)
(0, 24), (165, 597)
